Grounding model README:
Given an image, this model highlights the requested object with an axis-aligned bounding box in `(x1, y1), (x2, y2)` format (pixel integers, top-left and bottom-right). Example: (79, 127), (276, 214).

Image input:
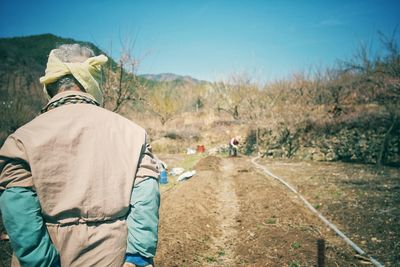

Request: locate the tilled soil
(258, 158), (399, 266)
(1, 155), (397, 266)
(155, 156), (367, 266)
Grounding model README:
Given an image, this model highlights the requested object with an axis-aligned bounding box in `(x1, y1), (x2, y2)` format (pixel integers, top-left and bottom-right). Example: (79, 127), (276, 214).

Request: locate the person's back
(0, 44), (160, 267)
(19, 92), (146, 223)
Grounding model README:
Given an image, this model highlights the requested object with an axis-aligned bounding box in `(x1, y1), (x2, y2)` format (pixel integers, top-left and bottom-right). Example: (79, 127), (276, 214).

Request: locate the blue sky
(0, 0), (399, 81)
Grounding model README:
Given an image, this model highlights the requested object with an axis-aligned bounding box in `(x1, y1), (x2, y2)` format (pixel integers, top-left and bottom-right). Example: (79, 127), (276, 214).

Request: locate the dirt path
(207, 158), (240, 266)
(155, 156), (367, 266)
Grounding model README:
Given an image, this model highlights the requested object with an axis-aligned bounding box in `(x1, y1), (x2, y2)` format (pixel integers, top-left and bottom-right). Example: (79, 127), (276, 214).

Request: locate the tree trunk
(233, 105), (239, 120)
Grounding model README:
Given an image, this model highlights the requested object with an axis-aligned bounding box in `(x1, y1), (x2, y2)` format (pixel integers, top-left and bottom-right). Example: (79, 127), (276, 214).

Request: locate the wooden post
(317, 239), (325, 267)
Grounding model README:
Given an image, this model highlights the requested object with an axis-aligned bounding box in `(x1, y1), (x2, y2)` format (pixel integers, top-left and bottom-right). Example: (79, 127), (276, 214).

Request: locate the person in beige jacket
(0, 44), (160, 267)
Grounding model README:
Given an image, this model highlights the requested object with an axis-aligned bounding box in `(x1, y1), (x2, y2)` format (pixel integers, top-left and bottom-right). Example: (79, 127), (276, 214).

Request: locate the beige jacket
(0, 91), (160, 266)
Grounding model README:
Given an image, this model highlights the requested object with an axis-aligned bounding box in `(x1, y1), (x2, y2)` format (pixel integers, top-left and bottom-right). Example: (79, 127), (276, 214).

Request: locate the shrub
(244, 129), (257, 155)
(164, 131), (183, 140)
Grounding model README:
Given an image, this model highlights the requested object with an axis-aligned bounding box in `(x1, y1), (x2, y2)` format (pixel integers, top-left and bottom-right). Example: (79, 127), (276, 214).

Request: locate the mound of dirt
(194, 156), (221, 172)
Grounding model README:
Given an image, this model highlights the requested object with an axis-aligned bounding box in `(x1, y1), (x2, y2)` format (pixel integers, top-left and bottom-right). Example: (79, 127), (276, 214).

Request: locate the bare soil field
(258, 158), (400, 266)
(1, 155), (399, 266)
(155, 155), (399, 267)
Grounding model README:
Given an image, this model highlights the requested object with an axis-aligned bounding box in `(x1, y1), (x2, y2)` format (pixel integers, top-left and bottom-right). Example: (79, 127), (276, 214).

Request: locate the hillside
(0, 34), (114, 142)
(0, 34), (106, 70)
(0, 34), (211, 144)
(0, 33), (118, 101)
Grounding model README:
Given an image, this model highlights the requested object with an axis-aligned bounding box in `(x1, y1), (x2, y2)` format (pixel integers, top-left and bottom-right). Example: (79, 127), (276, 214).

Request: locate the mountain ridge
(140, 72), (209, 85)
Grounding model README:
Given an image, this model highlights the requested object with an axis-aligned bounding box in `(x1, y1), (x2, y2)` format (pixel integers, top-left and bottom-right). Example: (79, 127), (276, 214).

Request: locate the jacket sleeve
(126, 178), (160, 260)
(0, 135), (33, 190)
(0, 187), (60, 267)
(0, 135), (60, 267)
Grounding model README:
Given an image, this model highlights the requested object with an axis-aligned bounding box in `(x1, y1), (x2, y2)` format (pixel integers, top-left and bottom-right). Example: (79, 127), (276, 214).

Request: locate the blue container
(160, 169), (168, 184)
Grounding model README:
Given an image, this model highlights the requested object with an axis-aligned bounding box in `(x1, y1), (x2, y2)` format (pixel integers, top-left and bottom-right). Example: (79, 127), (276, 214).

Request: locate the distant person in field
(229, 136), (240, 157)
(0, 44), (160, 267)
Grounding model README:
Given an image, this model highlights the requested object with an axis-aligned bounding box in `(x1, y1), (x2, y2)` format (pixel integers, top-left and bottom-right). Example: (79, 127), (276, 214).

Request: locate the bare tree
(102, 38), (144, 113)
(343, 30), (400, 164)
(142, 83), (184, 125)
(210, 73), (255, 120)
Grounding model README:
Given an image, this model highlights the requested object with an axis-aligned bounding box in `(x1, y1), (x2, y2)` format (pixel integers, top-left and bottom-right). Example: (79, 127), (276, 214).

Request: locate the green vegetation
(266, 218), (277, 224)
(217, 249), (226, 257)
(332, 189), (343, 198)
(244, 129), (257, 155)
(288, 260), (301, 267)
(0, 34), (114, 69)
(204, 255), (217, 263)
(291, 242), (301, 249)
(314, 203), (322, 210)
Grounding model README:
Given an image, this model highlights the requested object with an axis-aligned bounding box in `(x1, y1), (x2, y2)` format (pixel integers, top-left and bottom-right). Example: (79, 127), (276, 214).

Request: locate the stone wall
(245, 124), (400, 165)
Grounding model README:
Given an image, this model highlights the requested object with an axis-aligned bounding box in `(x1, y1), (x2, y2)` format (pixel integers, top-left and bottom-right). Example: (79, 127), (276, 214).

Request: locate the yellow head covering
(39, 50), (108, 106)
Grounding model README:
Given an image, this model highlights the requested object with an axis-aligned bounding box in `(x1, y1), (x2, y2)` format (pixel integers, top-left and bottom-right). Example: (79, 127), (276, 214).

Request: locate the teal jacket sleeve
(126, 178), (160, 260)
(0, 187), (60, 267)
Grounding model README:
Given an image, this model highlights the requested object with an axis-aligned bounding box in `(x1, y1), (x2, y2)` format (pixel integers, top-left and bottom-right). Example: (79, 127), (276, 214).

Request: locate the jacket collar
(47, 90), (98, 104)
(41, 90), (100, 113)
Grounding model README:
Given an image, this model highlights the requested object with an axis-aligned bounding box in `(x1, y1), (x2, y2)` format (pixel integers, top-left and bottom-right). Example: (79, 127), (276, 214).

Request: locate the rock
(313, 151), (325, 161)
(325, 151), (337, 161)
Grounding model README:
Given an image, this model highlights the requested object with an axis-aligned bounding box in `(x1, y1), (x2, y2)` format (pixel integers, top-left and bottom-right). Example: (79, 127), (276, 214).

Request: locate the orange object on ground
(196, 145), (205, 153)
